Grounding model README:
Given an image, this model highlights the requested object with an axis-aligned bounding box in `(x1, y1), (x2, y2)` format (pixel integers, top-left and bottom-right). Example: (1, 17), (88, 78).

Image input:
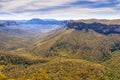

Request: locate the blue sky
(0, 0), (120, 20)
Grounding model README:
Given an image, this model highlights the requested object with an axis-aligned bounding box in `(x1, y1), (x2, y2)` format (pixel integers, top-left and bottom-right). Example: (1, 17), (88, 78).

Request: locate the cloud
(0, 0), (78, 12)
(0, 0), (120, 20)
(13, 6), (118, 20)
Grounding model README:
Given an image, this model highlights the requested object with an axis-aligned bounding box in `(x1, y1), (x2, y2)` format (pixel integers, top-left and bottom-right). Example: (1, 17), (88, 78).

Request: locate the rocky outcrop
(65, 21), (120, 35)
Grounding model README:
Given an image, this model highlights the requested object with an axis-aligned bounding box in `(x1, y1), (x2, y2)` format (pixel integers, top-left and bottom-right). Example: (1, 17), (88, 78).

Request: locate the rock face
(65, 21), (120, 34)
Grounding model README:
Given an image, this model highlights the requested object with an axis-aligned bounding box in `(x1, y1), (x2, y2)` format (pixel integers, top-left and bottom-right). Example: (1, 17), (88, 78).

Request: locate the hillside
(0, 19), (120, 79)
(20, 58), (117, 80)
(32, 29), (120, 62)
(103, 51), (120, 78)
(0, 57), (119, 80)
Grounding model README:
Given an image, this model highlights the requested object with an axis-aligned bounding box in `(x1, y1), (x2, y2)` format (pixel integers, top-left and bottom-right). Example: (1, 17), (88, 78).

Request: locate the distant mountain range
(0, 18), (64, 27)
(1, 19), (120, 35)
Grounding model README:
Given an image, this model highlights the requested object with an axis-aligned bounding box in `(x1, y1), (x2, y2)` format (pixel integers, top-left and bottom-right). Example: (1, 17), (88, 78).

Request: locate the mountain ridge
(65, 21), (120, 35)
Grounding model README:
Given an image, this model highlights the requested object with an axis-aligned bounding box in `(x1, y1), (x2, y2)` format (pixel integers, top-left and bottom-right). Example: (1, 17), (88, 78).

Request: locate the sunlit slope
(32, 29), (120, 62)
(0, 58), (117, 80)
(103, 51), (120, 79)
(21, 58), (116, 80)
(31, 29), (74, 56)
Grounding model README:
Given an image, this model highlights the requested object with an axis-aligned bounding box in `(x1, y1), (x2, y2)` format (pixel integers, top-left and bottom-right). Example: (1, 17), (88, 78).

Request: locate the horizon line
(0, 18), (120, 21)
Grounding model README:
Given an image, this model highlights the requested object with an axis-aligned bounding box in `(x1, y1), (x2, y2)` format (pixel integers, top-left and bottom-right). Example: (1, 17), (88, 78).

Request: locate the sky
(0, 0), (120, 20)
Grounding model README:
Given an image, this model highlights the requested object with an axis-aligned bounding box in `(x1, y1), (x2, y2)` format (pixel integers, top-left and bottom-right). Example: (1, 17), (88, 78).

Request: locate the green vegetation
(0, 22), (120, 79)
(32, 29), (120, 62)
(26, 59), (114, 80)
(103, 51), (120, 79)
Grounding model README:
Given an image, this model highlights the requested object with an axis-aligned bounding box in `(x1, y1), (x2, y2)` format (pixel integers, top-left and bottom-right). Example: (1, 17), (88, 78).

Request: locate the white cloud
(0, 0), (110, 13)
(8, 6), (117, 20)
(81, 0), (108, 2)
(0, 0), (78, 12)
(116, 3), (120, 7)
(0, 0), (119, 20)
